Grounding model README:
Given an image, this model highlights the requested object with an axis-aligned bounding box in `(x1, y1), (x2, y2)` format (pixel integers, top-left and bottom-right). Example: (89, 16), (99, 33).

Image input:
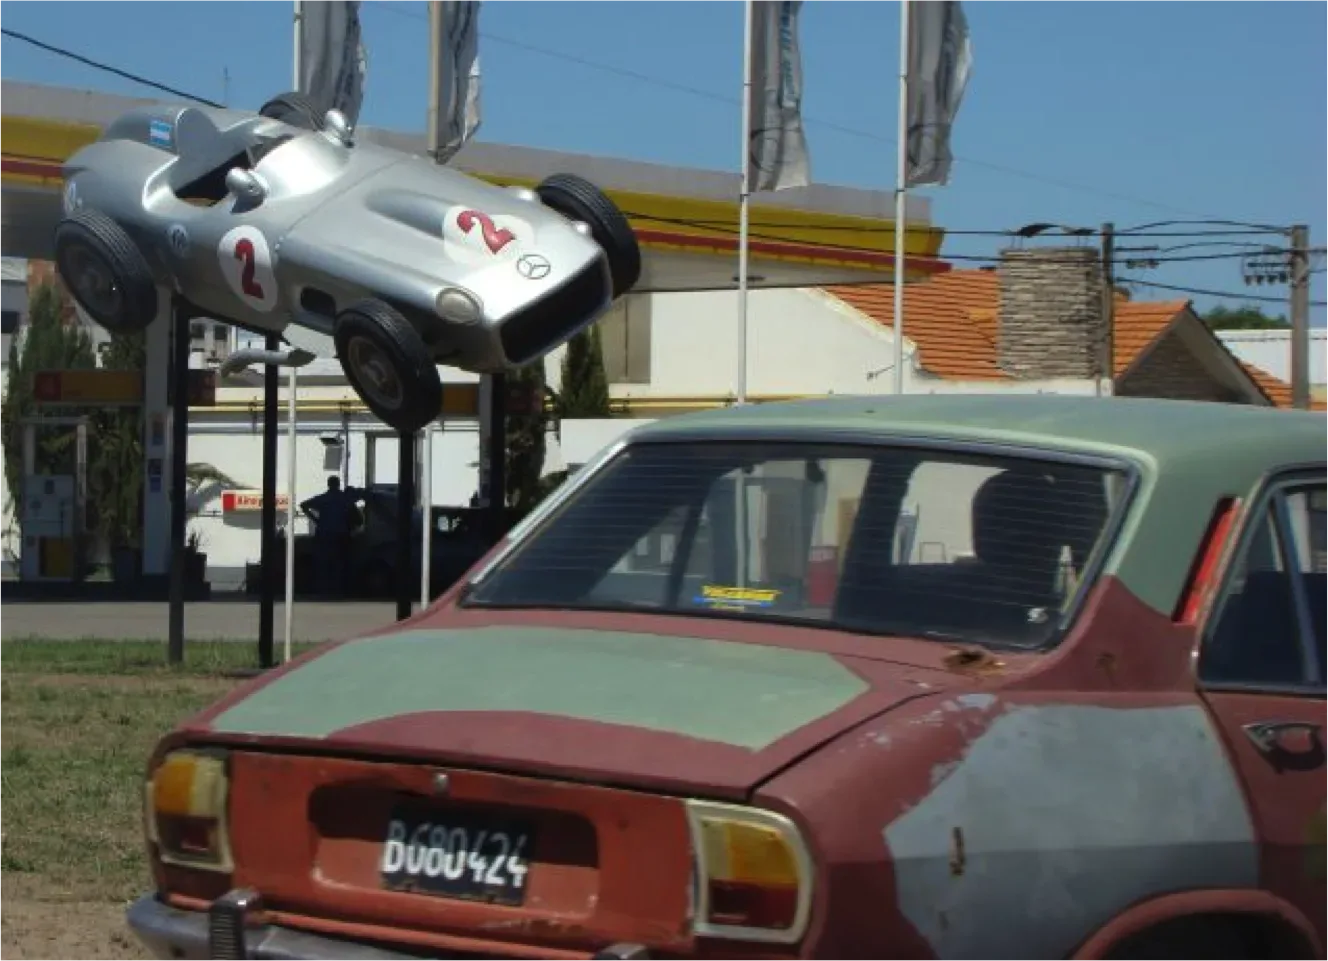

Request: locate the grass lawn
(1, 639), (318, 959)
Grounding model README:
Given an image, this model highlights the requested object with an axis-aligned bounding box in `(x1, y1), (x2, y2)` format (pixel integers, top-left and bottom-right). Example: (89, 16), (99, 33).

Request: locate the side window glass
(1201, 484), (1325, 691)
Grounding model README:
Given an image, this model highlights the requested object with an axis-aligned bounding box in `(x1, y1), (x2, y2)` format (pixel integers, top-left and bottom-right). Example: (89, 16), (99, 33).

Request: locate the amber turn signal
(685, 800), (813, 944)
(145, 750), (234, 873)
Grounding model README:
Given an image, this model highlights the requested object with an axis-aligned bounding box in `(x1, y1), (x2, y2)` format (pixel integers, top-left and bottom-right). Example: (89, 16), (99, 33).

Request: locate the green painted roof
(629, 395), (1326, 615)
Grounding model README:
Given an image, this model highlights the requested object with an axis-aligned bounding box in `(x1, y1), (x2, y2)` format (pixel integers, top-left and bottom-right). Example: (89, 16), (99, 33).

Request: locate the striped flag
(297, 0), (368, 128)
(747, 0), (811, 192)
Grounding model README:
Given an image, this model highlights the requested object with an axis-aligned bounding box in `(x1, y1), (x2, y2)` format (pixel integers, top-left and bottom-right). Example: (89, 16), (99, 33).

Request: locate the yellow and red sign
(221, 490), (291, 514)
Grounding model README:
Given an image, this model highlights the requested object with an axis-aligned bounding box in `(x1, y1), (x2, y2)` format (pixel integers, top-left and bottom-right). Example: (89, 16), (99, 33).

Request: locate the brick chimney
(997, 246), (1105, 379)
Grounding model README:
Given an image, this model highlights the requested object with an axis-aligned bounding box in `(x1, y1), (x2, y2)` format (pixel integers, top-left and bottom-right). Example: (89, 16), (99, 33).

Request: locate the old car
(54, 92), (641, 433)
(127, 395), (1325, 959)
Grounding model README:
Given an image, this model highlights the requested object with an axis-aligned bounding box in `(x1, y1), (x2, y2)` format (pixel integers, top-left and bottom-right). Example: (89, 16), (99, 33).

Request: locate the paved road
(1, 599), (406, 642)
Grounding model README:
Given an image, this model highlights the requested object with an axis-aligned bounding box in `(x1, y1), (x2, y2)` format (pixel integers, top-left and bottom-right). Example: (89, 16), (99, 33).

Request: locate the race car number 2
(442, 206), (531, 266)
(217, 226), (279, 313)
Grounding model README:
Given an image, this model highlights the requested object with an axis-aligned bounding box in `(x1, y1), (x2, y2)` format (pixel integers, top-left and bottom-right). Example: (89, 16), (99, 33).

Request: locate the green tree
(1202, 305), (1289, 330)
(1, 282), (98, 555)
(86, 331), (148, 552)
(504, 361), (548, 517)
(558, 324), (611, 418)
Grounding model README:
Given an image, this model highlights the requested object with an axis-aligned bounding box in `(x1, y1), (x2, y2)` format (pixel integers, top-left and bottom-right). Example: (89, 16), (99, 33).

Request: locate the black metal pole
(395, 430), (416, 621)
(257, 332), (280, 669)
(166, 298), (191, 665)
(487, 373), (507, 543)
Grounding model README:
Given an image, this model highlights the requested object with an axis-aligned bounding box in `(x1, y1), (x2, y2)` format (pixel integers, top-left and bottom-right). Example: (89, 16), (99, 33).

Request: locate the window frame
(461, 430), (1142, 651)
(1198, 467), (1327, 698)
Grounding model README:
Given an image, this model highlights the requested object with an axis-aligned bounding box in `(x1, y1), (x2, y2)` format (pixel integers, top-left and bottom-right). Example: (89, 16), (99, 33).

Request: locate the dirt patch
(1, 878), (147, 960)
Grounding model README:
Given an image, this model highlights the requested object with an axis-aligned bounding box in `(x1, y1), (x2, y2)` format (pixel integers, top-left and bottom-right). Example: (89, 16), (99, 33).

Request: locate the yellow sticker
(694, 585), (782, 609)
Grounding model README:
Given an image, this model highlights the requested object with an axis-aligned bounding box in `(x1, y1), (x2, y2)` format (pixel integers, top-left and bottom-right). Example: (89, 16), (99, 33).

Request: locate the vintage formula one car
(54, 92), (641, 432)
(126, 395), (1325, 959)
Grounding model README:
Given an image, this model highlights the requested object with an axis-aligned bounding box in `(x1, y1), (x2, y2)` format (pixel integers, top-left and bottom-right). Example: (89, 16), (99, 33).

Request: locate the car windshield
(464, 440), (1130, 650)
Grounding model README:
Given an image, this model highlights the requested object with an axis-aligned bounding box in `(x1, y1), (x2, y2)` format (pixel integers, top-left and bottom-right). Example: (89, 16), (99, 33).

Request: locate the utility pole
(1289, 224), (1310, 411)
(1100, 222), (1115, 398)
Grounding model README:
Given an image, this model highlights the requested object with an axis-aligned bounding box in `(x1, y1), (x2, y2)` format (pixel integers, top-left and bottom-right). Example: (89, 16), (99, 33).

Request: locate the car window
(465, 442), (1125, 650)
(1201, 481), (1326, 692)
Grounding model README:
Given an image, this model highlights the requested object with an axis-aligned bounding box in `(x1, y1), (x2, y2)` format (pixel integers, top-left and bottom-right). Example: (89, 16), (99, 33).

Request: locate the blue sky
(3, 1), (1324, 324)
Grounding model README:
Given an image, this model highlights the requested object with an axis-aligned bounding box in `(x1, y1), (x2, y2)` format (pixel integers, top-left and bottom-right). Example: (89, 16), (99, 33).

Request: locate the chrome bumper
(126, 891), (652, 960)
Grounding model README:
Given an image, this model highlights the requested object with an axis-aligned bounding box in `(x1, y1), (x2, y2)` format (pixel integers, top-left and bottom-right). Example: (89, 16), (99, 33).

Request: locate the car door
(1197, 470), (1326, 945)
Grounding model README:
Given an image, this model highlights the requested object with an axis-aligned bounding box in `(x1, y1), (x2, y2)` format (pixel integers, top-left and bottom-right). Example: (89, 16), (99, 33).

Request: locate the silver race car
(54, 92), (641, 432)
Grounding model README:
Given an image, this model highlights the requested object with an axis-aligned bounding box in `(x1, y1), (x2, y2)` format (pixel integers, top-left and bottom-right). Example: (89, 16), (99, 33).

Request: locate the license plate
(379, 808), (534, 906)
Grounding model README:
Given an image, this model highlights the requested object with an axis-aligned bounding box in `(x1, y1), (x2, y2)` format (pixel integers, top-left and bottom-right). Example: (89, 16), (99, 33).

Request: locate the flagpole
(892, 0), (910, 396)
(284, 0), (303, 663)
(736, 0), (754, 406)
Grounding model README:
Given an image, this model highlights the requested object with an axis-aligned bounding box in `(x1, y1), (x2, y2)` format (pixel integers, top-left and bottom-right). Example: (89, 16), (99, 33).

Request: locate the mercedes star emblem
(516, 253), (552, 280)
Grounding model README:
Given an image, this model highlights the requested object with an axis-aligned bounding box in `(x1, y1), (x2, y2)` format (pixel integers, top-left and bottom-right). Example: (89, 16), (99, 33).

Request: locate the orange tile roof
(1111, 299), (1188, 376)
(1239, 359), (1328, 411)
(826, 271), (1186, 381)
(826, 271), (1005, 380)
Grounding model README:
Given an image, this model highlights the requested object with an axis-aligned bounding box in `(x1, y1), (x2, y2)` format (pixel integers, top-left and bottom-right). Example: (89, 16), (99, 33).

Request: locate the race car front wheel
(536, 173), (642, 299)
(53, 210), (158, 334)
(334, 299), (442, 434)
(258, 92), (326, 132)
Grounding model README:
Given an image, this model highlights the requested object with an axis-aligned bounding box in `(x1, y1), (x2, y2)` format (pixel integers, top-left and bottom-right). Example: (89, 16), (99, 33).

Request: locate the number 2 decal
(233, 238), (264, 299)
(456, 209), (516, 255)
(217, 225), (278, 313)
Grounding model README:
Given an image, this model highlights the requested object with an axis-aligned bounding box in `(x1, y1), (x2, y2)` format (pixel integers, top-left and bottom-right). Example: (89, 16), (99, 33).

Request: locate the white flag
(430, 1), (482, 163)
(298, 1), (368, 128)
(905, 0), (972, 188)
(747, 0), (811, 192)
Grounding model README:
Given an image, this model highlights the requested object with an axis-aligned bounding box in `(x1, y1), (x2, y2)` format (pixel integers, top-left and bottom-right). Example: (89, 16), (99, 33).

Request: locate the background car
(128, 395), (1325, 959)
(54, 92), (641, 432)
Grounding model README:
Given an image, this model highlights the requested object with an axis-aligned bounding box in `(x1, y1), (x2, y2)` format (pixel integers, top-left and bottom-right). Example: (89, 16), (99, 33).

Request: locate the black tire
(1103, 916), (1264, 959)
(53, 209), (157, 334)
(535, 173), (642, 298)
(334, 299), (442, 434)
(258, 91), (326, 131)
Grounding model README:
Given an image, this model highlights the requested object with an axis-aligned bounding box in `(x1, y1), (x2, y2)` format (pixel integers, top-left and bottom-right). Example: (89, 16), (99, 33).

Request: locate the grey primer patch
(208, 626), (870, 751)
(883, 704), (1258, 960)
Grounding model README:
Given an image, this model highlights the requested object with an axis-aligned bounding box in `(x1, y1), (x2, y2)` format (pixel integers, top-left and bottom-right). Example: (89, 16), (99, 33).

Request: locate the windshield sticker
(693, 585), (782, 612)
(148, 119), (174, 150)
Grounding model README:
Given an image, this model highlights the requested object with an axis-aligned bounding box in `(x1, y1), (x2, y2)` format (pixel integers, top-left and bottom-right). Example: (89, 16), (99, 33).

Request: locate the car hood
(282, 153), (603, 321)
(184, 625), (946, 799)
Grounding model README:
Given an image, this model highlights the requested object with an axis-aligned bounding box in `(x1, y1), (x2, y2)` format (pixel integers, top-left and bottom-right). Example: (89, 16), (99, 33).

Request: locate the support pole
(258, 333), (279, 670)
(284, 365), (299, 661)
(166, 297), (191, 665)
(486, 373), (508, 543)
(395, 431), (416, 620)
(891, 0), (911, 396)
(421, 425), (433, 605)
(1290, 224), (1310, 411)
(736, 0), (754, 406)
(1100, 222), (1115, 397)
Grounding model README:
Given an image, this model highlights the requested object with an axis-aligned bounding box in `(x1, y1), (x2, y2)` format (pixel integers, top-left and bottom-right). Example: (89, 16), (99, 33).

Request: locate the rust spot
(943, 646), (1006, 675)
(949, 826), (966, 876)
(1096, 650), (1118, 680)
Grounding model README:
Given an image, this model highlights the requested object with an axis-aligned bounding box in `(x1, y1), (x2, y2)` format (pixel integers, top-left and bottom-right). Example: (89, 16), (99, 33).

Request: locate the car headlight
(685, 800), (814, 944)
(435, 287), (483, 325)
(144, 749), (234, 873)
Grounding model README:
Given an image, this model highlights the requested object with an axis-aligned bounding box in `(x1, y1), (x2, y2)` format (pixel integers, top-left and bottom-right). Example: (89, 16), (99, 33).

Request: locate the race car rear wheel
(258, 92), (326, 131)
(53, 210), (158, 334)
(535, 173), (642, 299)
(334, 299), (442, 434)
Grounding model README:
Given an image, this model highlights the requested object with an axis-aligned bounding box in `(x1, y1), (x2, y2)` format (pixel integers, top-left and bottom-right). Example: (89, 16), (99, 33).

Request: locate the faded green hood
(207, 626), (871, 751)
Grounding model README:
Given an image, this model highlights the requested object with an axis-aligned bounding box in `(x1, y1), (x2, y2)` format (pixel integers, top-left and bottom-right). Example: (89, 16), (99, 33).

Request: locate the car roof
(632, 393), (1324, 474)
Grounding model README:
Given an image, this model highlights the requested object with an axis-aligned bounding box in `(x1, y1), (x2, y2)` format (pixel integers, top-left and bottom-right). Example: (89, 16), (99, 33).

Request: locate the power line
(1120, 277), (1326, 308)
(366, 2), (1230, 220)
(0, 28), (223, 107)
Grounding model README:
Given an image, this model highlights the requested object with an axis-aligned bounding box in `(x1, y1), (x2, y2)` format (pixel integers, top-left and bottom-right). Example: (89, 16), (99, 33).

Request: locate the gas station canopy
(1, 79), (949, 289)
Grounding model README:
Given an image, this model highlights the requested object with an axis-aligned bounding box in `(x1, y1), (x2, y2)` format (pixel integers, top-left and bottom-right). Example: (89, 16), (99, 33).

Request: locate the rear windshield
(465, 441), (1129, 649)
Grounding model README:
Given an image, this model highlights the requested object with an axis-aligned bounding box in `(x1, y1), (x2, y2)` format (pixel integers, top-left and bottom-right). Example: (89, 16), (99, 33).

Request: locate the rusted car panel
(128, 396), (1326, 959)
